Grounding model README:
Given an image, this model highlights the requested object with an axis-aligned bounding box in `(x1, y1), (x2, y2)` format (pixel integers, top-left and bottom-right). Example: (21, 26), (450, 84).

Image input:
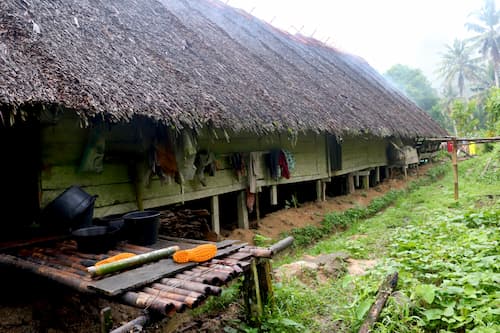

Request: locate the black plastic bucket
(122, 210), (160, 246)
(40, 186), (97, 232)
(72, 225), (119, 253)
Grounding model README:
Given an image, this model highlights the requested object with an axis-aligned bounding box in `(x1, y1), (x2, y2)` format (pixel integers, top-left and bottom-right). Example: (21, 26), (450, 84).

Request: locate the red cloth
(447, 141), (453, 153)
(279, 151), (290, 179)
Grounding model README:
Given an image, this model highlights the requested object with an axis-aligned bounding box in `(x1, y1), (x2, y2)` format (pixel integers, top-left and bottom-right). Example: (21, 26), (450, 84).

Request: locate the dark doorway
(0, 120), (41, 239)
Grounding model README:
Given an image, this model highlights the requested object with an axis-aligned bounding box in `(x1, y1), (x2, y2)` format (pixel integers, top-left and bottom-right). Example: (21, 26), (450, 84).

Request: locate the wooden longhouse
(0, 0), (447, 236)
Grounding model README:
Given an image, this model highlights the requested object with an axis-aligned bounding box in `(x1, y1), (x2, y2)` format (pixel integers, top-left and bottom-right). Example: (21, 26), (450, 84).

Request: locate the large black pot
(123, 210), (160, 246)
(72, 225), (119, 253)
(40, 186), (97, 232)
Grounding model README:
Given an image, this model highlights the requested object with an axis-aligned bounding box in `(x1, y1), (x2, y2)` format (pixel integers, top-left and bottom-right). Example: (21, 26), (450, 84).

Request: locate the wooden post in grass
(358, 272), (399, 333)
(242, 259), (273, 323)
(452, 138), (459, 200)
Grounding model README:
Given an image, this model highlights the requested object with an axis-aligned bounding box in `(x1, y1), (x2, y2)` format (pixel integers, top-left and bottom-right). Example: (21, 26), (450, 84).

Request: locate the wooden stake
(452, 138), (459, 200)
(100, 307), (113, 333)
(210, 195), (220, 235)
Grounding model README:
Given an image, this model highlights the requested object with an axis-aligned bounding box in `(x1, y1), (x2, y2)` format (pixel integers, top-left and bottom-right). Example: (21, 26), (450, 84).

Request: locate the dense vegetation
(192, 145), (499, 333)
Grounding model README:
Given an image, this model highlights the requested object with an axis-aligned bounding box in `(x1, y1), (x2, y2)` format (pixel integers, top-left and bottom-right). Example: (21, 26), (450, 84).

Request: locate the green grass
(263, 145), (500, 332)
(191, 145), (499, 332)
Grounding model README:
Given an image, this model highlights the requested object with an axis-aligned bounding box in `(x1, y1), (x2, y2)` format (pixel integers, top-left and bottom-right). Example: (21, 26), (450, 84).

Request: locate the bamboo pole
(87, 246), (179, 277)
(452, 138), (459, 200)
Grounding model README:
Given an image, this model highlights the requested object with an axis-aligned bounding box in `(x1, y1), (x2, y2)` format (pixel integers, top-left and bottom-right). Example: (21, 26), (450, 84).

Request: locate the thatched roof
(0, 0), (447, 137)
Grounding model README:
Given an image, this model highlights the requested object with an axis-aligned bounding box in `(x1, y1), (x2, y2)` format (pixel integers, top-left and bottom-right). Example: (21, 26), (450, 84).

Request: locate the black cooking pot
(72, 225), (118, 253)
(40, 186), (97, 232)
(94, 216), (126, 240)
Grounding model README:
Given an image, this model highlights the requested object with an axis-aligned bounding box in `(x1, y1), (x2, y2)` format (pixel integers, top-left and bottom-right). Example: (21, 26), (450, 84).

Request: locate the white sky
(227, 0), (497, 88)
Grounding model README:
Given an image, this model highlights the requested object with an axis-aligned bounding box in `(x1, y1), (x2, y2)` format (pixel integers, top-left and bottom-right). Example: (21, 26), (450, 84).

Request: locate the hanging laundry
(246, 189), (255, 213)
(195, 150), (216, 186)
(268, 149), (281, 180)
(447, 141), (453, 153)
(282, 149), (295, 173)
(174, 131), (198, 184)
(248, 152), (260, 193)
(230, 153), (246, 179)
(79, 126), (105, 173)
(279, 150), (290, 179)
(469, 142), (477, 155)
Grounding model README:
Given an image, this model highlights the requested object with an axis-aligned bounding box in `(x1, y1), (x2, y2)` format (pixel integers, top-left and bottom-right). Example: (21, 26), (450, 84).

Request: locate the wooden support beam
(270, 185), (278, 206)
(347, 173), (355, 194)
(316, 180), (322, 202)
(452, 138), (459, 200)
(362, 175), (369, 190)
(210, 195), (220, 235)
(403, 166), (408, 179)
(237, 191), (249, 229)
(355, 174), (360, 187)
(322, 181), (327, 201)
(375, 167), (380, 183)
(255, 192), (260, 225)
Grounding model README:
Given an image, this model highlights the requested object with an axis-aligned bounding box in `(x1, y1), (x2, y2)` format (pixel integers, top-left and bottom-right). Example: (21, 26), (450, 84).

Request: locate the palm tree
(437, 39), (483, 98)
(465, 0), (500, 87)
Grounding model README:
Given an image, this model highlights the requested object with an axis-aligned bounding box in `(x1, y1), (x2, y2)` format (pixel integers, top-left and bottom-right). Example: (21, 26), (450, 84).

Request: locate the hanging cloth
(278, 150), (290, 179)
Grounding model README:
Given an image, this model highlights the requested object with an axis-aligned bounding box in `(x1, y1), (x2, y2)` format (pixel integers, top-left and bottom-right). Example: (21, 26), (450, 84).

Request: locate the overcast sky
(227, 0), (497, 89)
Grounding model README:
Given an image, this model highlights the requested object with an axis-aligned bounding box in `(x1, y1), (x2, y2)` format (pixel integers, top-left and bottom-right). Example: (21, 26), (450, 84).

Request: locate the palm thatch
(0, 0), (447, 137)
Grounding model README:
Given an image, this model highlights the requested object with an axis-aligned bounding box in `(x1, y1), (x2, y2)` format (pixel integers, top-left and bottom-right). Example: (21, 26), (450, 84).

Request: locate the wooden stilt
(362, 175), (369, 189)
(237, 191), (249, 229)
(403, 166), (408, 179)
(452, 138), (459, 200)
(322, 181), (327, 201)
(270, 185), (278, 206)
(255, 192), (260, 225)
(375, 167), (380, 183)
(355, 174), (360, 187)
(347, 173), (355, 194)
(210, 195), (220, 235)
(316, 180), (322, 202)
(384, 166), (389, 179)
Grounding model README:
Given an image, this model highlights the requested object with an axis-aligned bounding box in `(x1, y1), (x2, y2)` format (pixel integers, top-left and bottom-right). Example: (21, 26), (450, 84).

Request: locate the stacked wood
(159, 209), (212, 240)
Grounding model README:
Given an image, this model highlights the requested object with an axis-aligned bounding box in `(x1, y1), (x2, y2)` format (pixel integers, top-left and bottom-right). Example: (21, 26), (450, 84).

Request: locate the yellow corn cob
(95, 252), (136, 266)
(173, 244), (217, 263)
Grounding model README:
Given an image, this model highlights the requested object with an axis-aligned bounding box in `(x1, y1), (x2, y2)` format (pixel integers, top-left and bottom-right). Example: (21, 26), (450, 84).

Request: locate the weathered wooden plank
(41, 164), (130, 190)
(211, 195), (220, 235)
(88, 259), (195, 296)
(89, 242), (247, 296)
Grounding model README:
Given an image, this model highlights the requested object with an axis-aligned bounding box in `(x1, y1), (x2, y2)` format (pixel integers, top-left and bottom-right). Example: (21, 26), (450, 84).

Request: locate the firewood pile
(159, 209), (216, 240)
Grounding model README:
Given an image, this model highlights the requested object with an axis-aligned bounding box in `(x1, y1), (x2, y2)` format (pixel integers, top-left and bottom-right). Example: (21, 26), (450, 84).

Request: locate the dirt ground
(226, 166), (422, 244)
(0, 165), (428, 333)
